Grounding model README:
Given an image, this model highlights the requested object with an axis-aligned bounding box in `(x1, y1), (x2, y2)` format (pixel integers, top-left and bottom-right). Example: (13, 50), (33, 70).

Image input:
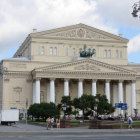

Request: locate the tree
(57, 96), (73, 116)
(28, 102), (60, 121)
(73, 94), (95, 122)
(94, 94), (115, 117)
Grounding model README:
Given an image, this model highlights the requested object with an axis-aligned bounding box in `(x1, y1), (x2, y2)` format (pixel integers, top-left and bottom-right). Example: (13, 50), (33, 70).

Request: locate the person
(46, 117), (50, 130)
(50, 117), (54, 130)
(56, 117), (60, 130)
(127, 115), (133, 130)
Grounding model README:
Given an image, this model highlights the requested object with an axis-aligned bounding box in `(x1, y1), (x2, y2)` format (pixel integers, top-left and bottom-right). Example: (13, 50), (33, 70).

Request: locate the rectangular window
(50, 47), (53, 55)
(41, 46), (45, 55)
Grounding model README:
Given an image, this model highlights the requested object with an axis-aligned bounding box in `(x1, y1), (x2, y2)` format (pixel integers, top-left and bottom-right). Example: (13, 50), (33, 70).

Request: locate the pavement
(0, 122), (140, 134)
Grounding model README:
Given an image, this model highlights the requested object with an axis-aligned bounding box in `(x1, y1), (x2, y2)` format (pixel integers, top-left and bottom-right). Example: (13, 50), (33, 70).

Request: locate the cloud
(0, 0), (120, 60)
(128, 34), (140, 54)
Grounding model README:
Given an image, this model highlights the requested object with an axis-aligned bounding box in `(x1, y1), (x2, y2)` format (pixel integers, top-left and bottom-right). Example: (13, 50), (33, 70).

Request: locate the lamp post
(132, 0), (140, 18)
(62, 103), (68, 121)
(94, 104), (98, 120)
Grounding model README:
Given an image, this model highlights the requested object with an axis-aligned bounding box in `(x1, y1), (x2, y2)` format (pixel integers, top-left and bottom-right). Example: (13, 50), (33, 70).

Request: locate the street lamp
(94, 104), (98, 120)
(132, 0), (140, 18)
(62, 103), (69, 121)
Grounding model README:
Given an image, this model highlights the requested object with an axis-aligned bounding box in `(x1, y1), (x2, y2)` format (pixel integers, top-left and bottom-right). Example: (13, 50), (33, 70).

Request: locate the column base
(60, 120), (70, 128)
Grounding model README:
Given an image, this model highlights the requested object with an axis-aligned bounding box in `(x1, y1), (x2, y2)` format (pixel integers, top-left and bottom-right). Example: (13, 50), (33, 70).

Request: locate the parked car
(98, 116), (104, 120)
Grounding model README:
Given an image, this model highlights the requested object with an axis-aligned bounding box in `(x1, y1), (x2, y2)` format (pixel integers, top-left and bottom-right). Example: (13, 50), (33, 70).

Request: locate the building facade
(0, 23), (140, 117)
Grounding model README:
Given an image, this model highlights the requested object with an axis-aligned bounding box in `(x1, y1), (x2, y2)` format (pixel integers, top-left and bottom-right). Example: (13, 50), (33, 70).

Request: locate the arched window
(66, 48), (68, 56)
(73, 48), (75, 56)
(37, 46), (40, 55)
(104, 50), (107, 58)
(120, 51), (122, 58)
(54, 47), (57, 56)
(116, 50), (119, 58)
(50, 47), (53, 55)
(41, 46), (45, 55)
(108, 50), (111, 58)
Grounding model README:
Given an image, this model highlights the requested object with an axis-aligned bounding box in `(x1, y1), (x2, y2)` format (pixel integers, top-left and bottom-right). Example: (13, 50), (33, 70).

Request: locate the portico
(32, 58), (136, 116)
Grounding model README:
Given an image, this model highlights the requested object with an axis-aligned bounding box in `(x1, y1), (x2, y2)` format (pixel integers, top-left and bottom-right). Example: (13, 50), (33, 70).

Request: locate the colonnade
(33, 78), (136, 116)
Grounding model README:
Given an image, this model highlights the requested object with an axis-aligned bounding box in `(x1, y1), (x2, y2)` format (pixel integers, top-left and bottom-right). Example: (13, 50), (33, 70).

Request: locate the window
(54, 47), (57, 56)
(15, 91), (20, 102)
(66, 48), (68, 56)
(120, 51), (122, 58)
(93, 49), (96, 57)
(41, 46), (45, 55)
(104, 50), (107, 58)
(73, 48), (75, 56)
(40, 92), (44, 102)
(116, 50), (119, 58)
(50, 47), (53, 55)
(108, 50), (111, 58)
(37, 46), (40, 55)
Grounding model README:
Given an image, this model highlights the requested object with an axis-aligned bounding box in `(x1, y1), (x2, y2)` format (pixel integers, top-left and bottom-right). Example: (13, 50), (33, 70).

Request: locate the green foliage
(95, 94), (115, 116)
(28, 102), (60, 121)
(58, 96), (73, 115)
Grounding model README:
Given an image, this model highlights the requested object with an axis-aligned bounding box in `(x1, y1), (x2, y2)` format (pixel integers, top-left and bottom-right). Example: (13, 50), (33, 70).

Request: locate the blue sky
(0, 0), (140, 63)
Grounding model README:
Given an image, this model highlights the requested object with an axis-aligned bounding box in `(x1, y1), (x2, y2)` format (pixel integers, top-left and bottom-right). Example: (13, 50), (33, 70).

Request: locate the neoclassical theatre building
(0, 23), (140, 117)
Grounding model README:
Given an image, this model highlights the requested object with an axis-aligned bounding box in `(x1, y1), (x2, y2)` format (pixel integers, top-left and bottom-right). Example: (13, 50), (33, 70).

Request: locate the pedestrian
(46, 117), (51, 130)
(127, 115), (133, 130)
(50, 117), (54, 130)
(56, 117), (60, 130)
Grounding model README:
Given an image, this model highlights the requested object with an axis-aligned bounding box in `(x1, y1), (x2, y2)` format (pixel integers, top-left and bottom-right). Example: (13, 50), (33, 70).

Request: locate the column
(50, 78), (55, 103)
(46, 80), (50, 103)
(33, 80), (35, 104)
(35, 78), (41, 103)
(113, 82), (118, 116)
(78, 79), (83, 115)
(125, 82), (131, 117)
(105, 80), (111, 103)
(78, 79), (83, 98)
(64, 78), (69, 96)
(118, 80), (124, 115)
(131, 80), (136, 117)
(92, 79), (97, 96)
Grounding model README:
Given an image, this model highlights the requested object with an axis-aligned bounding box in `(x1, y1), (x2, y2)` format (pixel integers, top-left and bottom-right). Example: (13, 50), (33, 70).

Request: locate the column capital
(34, 78), (41, 81)
(105, 79), (111, 83)
(92, 79), (97, 82)
(50, 78), (56, 81)
(78, 78), (84, 82)
(118, 80), (124, 83)
(64, 78), (70, 82)
(131, 80), (136, 83)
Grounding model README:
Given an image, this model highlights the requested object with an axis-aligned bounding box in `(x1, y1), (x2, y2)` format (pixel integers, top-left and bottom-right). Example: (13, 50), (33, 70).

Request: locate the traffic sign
(115, 103), (127, 109)
(121, 103), (127, 110)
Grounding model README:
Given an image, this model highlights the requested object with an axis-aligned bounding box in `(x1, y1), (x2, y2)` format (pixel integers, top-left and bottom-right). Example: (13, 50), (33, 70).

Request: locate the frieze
(47, 28), (112, 40)
(74, 64), (100, 71)
(10, 63), (26, 69)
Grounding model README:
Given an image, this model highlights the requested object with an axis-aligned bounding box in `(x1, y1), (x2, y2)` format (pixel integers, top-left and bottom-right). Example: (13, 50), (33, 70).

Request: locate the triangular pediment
(35, 59), (135, 74)
(31, 23), (128, 42)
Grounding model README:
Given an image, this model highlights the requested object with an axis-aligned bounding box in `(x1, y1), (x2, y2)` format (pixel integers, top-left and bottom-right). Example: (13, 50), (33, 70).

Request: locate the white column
(131, 80), (136, 117)
(92, 79), (97, 96)
(126, 82), (131, 117)
(105, 80), (111, 103)
(64, 79), (69, 96)
(35, 78), (41, 103)
(118, 80), (123, 115)
(78, 79), (83, 115)
(33, 80), (35, 104)
(47, 80), (50, 103)
(113, 83), (118, 116)
(50, 78), (55, 103)
(78, 79), (83, 98)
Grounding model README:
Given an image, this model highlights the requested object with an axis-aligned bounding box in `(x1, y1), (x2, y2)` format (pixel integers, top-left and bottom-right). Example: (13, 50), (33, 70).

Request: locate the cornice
(34, 71), (136, 80)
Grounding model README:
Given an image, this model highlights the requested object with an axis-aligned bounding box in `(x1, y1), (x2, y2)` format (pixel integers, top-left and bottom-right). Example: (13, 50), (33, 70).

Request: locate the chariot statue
(79, 44), (96, 58)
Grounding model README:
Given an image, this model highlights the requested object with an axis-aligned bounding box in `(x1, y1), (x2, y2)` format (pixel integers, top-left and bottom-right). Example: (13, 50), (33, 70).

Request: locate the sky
(0, 0), (140, 63)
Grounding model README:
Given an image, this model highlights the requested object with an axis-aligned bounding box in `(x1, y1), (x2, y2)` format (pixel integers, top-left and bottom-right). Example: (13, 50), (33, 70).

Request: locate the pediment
(35, 59), (134, 74)
(31, 23), (128, 42)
